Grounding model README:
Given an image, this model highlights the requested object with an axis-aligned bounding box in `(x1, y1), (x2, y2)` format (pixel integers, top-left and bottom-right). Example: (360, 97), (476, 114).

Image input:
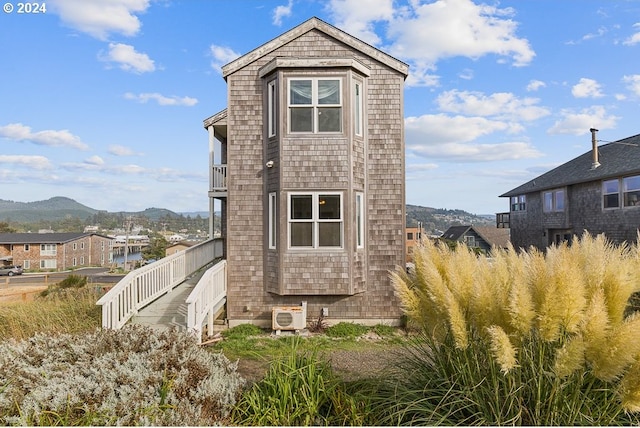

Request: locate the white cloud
(404, 114), (542, 162)
(0, 123), (89, 150)
(0, 155), (52, 169)
(273, 0), (293, 26)
(572, 78), (604, 98)
(124, 92), (198, 106)
(327, 0), (394, 45)
(48, 0), (150, 40)
(209, 44), (242, 73)
(623, 23), (640, 45)
(526, 79), (546, 91)
(436, 90), (550, 122)
(623, 74), (640, 97)
(547, 106), (619, 135)
(108, 144), (141, 156)
(100, 43), (155, 73)
(85, 155), (104, 166)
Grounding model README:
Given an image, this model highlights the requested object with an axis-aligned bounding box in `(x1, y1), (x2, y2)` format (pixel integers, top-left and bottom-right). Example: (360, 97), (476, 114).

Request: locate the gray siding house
(441, 225), (510, 253)
(204, 17), (408, 327)
(500, 131), (640, 250)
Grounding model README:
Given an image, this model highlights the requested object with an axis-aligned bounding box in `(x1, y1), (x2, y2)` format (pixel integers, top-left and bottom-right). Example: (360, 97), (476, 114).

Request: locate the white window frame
(510, 195), (526, 212)
(288, 78), (342, 134)
(23, 260), (30, 269)
(73, 243), (77, 250)
(72, 257), (77, 267)
(40, 259), (57, 269)
(40, 244), (56, 256)
(80, 256), (85, 265)
(268, 79), (277, 138)
(353, 80), (363, 137)
(543, 189), (565, 212)
(268, 192), (277, 249)
(356, 192), (364, 248)
(24, 244), (30, 251)
(623, 175), (640, 207)
(288, 192), (343, 249)
(81, 242), (85, 250)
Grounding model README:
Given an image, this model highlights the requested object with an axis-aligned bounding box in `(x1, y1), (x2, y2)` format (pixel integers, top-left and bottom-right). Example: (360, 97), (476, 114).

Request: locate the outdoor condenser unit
(272, 301), (307, 332)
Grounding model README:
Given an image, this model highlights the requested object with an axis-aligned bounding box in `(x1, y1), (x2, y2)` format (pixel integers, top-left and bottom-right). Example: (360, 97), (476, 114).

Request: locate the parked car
(0, 265), (22, 276)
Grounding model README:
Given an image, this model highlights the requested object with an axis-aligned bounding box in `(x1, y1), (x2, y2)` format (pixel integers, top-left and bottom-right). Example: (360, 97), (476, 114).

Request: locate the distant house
(441, 225), (510, 252)
(0, 232), (113, 271)
(165, 240), (198, 257)
(406, 226), (424, 262)
(204, 17), (408, 327)
(499, 131), (640, 250)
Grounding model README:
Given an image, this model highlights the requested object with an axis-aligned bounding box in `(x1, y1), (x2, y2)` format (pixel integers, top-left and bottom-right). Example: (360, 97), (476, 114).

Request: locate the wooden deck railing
(186, 259), (227, 344)
(97, 238), (224, 329)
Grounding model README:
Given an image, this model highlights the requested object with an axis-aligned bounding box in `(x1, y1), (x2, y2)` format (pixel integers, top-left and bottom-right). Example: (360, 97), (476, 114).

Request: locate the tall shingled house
(204, 17), (408, 327)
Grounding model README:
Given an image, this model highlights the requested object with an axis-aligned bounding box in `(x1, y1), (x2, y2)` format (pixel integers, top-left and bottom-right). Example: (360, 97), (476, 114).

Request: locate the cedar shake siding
(501, 133), (640, 250)
(205, 17), (408, 327)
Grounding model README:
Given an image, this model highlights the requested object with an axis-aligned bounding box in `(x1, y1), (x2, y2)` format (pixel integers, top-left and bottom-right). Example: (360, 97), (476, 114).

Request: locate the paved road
(1, 267), (125, 286)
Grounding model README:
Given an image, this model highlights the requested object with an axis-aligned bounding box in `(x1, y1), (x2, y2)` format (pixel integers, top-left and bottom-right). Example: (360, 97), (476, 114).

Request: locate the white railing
(212, 164), (227, 191)
(97, 238), (224, 329)
(186, 259), (227, 344)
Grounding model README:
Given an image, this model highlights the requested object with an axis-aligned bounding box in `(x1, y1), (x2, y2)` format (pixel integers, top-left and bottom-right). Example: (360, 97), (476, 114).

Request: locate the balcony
(209, 164), (227, 198)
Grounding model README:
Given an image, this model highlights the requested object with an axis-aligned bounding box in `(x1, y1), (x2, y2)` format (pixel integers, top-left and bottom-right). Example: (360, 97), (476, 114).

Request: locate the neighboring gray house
(441, 225), (510, 253)
(499, 131), (640, 250)
(204, 17), (408, 327)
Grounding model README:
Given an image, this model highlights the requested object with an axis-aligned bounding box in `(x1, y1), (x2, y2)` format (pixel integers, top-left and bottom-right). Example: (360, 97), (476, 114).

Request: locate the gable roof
(220, 16), (409, 79)
(442, 225), (510, 248)
(0, 232), (111, 244)
(501, 133), (640, 197)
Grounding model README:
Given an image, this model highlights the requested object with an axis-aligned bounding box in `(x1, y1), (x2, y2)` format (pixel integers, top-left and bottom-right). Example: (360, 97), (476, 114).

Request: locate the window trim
(267, 79), (277, 138)
(288, 77), (343, 134)
(623, 175), (640, 207)
(268, 192), (277, 249)
(353, 80), (363, 137)
(288, 191), (343, 249)
(356, 192), (364, 248)
(40, 244), (56, 256)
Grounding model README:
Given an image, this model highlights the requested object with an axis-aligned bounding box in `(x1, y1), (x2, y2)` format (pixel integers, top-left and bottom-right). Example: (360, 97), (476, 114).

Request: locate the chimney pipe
(590, 127), (600, 169)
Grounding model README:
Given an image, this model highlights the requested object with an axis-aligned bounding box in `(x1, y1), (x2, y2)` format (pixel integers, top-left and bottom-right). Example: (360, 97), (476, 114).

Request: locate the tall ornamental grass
(388, 232), (640, 425)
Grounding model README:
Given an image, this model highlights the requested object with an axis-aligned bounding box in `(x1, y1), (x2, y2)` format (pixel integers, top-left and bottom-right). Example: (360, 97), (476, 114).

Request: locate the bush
(231, 337), (367, 426)
(221, 323), (264, 340)
(385, 232), (640, 425)
(325, 322), (370, 338)
(0, 325), (244, 426)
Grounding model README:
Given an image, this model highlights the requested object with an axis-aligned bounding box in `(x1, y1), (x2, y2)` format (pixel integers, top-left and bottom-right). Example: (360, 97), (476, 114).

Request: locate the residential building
(406, 226), (423, 262)
(165, 240), (198, 257)
(0, 232), (114, 271)
(204, 17), (408, 327)
(499, 131), (640, 250)
(441, 225), (510, 253)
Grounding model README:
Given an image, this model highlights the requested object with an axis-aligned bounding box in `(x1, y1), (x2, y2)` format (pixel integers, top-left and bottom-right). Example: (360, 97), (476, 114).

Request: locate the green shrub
(221, 323), (264, 340)
(385, 232), (640, 425)
(325, 322), (369, 338)
(371, 323), (396, 337)
(231, 337), (367, 426)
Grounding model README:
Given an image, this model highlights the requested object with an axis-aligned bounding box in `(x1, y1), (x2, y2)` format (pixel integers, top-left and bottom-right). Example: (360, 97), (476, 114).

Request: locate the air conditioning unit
(272, 301), (307, 332)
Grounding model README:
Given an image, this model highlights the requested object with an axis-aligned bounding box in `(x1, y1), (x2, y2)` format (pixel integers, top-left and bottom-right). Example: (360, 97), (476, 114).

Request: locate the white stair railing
(97, 238), (223, 329)
(186, 259), (227, 344)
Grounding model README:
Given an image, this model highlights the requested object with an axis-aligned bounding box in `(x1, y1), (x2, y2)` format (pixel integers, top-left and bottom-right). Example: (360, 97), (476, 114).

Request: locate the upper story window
(288, 192), (343, 249)
(353, 81), (363, 137)
(40, 244), (56, 256)
(288, 78), (342, 133)
(603, 175), (640, 208)
(543, 189), (565, 212)
(267, 80), (277, 138)
(510, 195), (526, 212)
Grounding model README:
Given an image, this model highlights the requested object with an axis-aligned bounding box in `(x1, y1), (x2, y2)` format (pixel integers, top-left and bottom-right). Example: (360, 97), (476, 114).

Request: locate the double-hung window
(510, 195), (526, 211)
(289, 192), (343, 248)
(603, 179), (620, 208)
(543, 189), (565, 212)
(40, 244), (56, 256)
(289, 78), (342, 133)
(623, 175), (640, 207)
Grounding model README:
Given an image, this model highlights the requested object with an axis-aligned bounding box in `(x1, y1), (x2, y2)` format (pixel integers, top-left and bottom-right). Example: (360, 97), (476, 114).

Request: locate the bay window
(289, 78), (342, 133)
(289, 192), (343, 248)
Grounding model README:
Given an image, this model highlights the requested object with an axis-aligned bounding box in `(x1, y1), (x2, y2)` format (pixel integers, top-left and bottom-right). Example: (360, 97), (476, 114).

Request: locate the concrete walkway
(130, 268), (207, 332)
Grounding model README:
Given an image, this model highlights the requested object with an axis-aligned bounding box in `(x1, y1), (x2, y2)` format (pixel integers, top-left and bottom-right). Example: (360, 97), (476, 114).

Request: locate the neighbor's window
(356, 192), (364, 248)
(510, 195), (526, 211)
(543, 189), (565, 212)
(289, 192), (343, 248)
(23, 260), (30, 269)
(354, 81), (363, 136)
(268, 80), (277, 138)
(603, 179), (620, 209)
(72, 257), (77, 267)
(40, 244), (56, 256)
(269, 192), (277, 249)
(289, 78), (342, 133)
(623, 175), (640, 207)
(24, 244), (30, 251)
(40, 259), (56, 269)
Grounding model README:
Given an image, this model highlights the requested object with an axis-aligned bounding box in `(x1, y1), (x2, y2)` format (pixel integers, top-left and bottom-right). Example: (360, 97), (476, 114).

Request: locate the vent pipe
(590, 127), (600, 169)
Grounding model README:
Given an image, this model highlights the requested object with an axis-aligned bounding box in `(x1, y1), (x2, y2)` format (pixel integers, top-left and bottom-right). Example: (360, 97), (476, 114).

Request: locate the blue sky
(1, 0), (639, 215)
